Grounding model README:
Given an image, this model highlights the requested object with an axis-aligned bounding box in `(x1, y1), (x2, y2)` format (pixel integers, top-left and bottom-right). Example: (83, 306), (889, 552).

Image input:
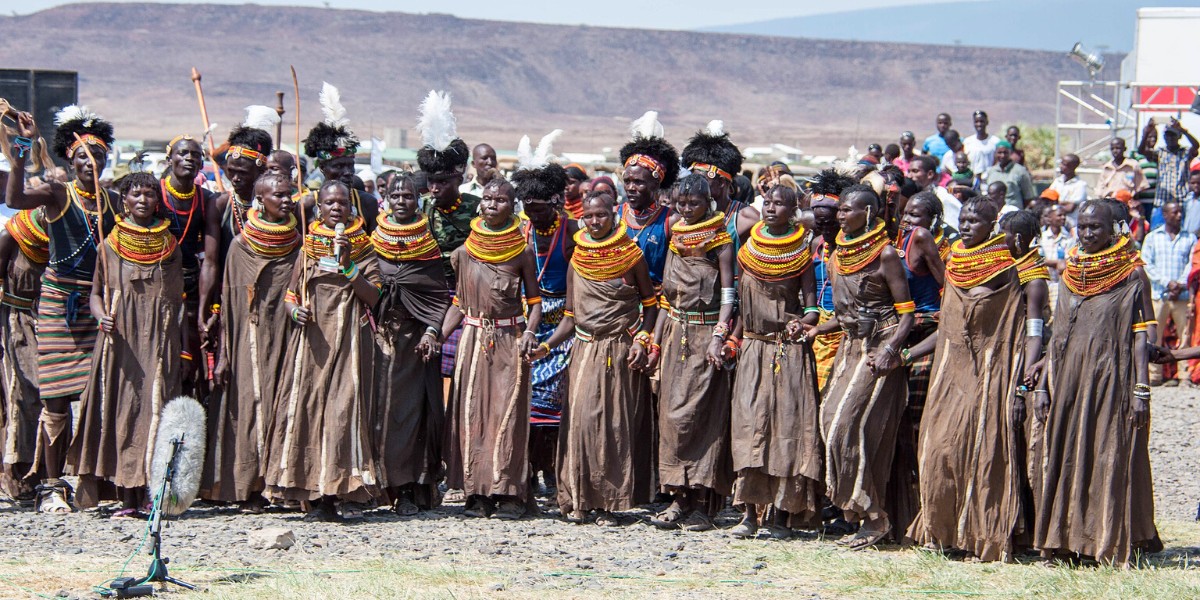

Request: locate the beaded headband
(165, 134), (195, 155)
(691, 162), (732, 182)
(316, 145), (353, 163)
(68, 134), (109, 156)
(810, 193), (840, 208)
(228, 145), (267, 167)
(624, 154), (664, 182)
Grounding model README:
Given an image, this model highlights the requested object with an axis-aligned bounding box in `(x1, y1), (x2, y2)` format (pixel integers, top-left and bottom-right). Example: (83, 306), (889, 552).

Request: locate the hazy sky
(15, 0), (981, 29)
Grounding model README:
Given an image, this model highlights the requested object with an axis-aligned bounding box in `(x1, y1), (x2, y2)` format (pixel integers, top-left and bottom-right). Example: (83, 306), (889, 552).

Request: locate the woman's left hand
(626, 343), (647, 369)
(868, 348), (900, 375)
(1132, 396), (1150, 429)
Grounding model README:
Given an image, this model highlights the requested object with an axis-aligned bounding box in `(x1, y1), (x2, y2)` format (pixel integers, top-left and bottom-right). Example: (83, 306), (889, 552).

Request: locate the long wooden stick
(189, 68), (226, 193)
(72, 132), (109, 303)
(291, 66), (309, 305)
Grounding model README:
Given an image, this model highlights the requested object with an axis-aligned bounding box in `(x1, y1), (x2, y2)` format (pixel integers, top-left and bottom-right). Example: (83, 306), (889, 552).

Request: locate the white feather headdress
(704, 120), (725, 137)
(516, 129), (563, 171)
(243, 105), (281, 132)
(54, 105), (102, 127)
(319, 82), (349, 128)
(630, 110), (664, 141)
(417, 90), (458, 152)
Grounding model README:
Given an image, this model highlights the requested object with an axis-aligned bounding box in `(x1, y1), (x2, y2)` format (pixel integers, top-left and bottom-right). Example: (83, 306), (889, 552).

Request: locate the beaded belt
(665, 305), (721, 325)
(463, 314), (526, 329)
(0, 290), (36, 311)
(575, 322), (641, 343)
(743, 330), (795, 344)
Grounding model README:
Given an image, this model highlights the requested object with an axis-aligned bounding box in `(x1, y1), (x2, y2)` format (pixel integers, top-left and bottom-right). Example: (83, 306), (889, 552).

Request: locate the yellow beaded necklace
(669, 212), (731, 255)
(1013, 247), (1050, 285)
(1062, 235), (1142, 297)
(464, 217), (527, 264)
(107, 217), (178, 265)
(737, 221), (812, 281)
(832, 219), (889, 275)
(571, 221), (644, 281)
(372, 214), (440, 262)
(945, 235), (1013, 289)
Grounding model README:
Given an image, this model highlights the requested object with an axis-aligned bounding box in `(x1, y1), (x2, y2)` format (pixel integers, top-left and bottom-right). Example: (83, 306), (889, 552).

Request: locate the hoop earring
(866, 207), (874, 223)
(1112, 222), (1120, 235)
(992, 221), (1000, 236)
(709, 199), (717, 214)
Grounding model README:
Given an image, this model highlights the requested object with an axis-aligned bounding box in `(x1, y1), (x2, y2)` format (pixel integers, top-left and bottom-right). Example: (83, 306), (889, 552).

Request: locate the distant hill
(705, 0), (1194, 53)
(0, 3), (1114, 155)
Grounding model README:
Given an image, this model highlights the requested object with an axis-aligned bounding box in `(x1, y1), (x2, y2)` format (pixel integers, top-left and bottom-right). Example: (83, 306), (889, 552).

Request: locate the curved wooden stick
(190, 68), (226, 193)
(71, 132), (109, 303)
(291, 66), (309, 305)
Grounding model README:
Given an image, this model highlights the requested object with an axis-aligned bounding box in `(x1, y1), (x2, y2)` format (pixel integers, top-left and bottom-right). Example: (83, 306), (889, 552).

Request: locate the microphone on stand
(334, 222), (346, 263)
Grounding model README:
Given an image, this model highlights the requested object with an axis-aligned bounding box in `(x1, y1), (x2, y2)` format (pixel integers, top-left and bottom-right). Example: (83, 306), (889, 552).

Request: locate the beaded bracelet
(181, 351), (193, 361)
(210, 303), (221, 316)
(648, 342), (661, 356)
(537, 342), (551, 354)
(290, 307), (303, 323)
(894, 301), (916, 315)
(342, 262), (359, 281)
(713, 322), (730, 339)
(803, 306), (820, 315)
(13, 136), (33, 158)
(423, 326), (440, 341)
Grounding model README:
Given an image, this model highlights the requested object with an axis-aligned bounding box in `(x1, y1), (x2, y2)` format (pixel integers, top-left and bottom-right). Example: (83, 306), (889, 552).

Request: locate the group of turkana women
(0, 83), (1160, 566)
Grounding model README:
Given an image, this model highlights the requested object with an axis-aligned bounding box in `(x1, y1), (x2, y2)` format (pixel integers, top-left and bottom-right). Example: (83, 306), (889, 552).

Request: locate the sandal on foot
(650, 500), (686, 529)
(303, 502), (338, 522)
(564, 509), (586, 524)
(594, 510), (620, 527)
(393, 497), (420, 517)
(463, 495), (493, 518)
(849, 523), (890, 551)
(729, 516), (758, 539)
(34, 480), (74, 514)
(336, 502), (365, 521)
(765, 524), (792, 540)
(492, 498), (525, 520)
(443, 489), (466, 503)
(111, 508), (144, 520)
(681, 510), (714, 532)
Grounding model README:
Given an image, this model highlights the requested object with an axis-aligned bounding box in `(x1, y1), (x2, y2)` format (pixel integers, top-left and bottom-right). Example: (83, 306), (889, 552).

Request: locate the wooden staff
(72, 132), (109, 304)
(291, 66), (310, 305)
(274, 91), (285, 149)
(189, 68), (226, 193)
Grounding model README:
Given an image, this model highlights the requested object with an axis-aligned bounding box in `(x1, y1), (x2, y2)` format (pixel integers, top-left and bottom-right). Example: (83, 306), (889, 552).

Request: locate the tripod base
(108, 557), (196, 597)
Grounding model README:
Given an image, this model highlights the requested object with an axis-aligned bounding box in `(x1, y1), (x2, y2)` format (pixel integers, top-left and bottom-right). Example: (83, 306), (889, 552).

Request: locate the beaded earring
(709, 199), (717, 214)
(992, 221), (1000, 236)
(1112, 222), (1120, 235)
(866, 207), (874, 223)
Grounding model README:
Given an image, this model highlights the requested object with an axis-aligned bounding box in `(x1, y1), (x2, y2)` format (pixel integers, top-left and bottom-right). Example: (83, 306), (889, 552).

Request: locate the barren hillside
(0, 3), (1101, 154)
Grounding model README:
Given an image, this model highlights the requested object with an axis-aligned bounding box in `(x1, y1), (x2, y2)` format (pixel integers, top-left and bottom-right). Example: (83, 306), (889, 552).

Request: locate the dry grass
(1, 521), (1197, 599)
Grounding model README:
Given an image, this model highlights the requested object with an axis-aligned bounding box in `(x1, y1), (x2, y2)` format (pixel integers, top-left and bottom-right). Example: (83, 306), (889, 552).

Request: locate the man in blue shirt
(1142, 200), (1198, 386)
(922, 113), (952, 159)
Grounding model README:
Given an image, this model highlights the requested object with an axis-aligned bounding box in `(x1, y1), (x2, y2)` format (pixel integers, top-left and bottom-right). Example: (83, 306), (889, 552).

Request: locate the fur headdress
(415, 90), (468, 175)
(51, 105), (114, 161)
(809, 167), (858, 209)
(303, 82), (359, 163)
(681, 120), (742, 182)
(512, 129), (567, 203)
(618, 111), (679, 188)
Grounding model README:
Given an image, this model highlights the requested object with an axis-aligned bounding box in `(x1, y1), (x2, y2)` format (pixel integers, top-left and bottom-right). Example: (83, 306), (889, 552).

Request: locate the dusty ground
(1, 386), (1198, 599)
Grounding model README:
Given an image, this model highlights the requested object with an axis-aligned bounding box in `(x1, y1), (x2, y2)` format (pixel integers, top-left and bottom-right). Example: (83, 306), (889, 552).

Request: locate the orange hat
(1039, 188), (1059, 202)
(1114, 189), (1133, 203)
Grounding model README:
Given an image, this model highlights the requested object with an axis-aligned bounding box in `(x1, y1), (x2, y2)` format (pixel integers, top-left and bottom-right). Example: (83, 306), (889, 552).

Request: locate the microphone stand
(110, 436), (197, 597)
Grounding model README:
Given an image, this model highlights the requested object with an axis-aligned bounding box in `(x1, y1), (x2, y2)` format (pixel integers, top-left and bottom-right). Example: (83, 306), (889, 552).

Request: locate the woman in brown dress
(805, 183), (915, 550)
(1033, 200), (1162, 565)
(0, 209), (48, 501)
(67, 173), (183, 515)
(903, 201), (1048, 561)
(271, 179), (382, 521)
(649, 174), (736, 532)
(371, 173), (450, 516)
(728, 185), (824, 539)
(528, 191), (659, 526)
(202, 172), (300, 508)
(441, 178), (543, 520)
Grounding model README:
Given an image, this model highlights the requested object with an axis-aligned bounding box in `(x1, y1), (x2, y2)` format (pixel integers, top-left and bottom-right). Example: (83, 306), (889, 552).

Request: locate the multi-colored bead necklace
(436, 196), (462, 215)
(1013, 247), (1050, 285)
(832, 219), (889, 275)
(1061, 235), (1142, 297)
(533, 214), (561, 238)
(945, 235), (1013, 288)
(243, 209), (300, 258)
(72, 180), (97, 201)
(571, 221), (644, 281)
(464, 217), (527, 264)
(669, 212), (732, 255)
(371, 214), (440, 262)
(107, 217), (178, 265)
(737, 221), (812, 281)
(304, 216), (373, 262)
(563, 197), (583, 220)
(5, 208), (49, 264)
